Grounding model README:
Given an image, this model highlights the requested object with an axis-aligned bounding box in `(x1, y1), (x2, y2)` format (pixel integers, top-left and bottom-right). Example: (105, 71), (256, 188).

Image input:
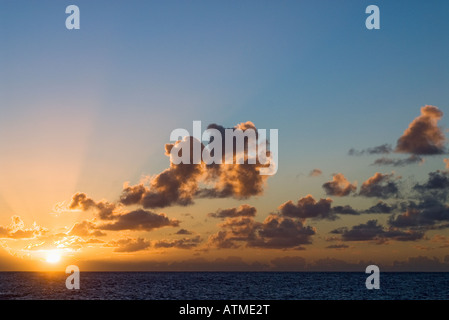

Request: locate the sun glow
(45, 251), (61, 264)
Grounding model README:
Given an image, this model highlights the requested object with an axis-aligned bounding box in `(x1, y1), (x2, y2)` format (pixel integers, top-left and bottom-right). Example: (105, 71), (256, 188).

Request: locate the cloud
(372, 155), (424, 167)
(67, 220), (107, 237)
(208, 209), (316, 250)
(395, 105), (446, 155)
(322, 173), (356, 197)
(330, 202), (397, 216)
(0, 216), (46, 239)
(348, 144), (393, 156)
(208, 204), (257, 219)
(278, 195), (335, 220)
(430, 235), (449, 248)
(331, 220), (424, 242)
(154, 236), (202, 249)
(69, 192), (116, 220)
(414, 170), (449, 192)
(358, 172), (399, 199)
(99, 209), (179, 231)
(67, 253), (449, 272)
(332, 205), (359, 215)
(411, 170), (449, 203)
(444, 158), (449, 169)
(363, 201), (397, 214)
(119, 122), (272, 209)
(175, 229), (193, 235)
(208, 231), (240, 249)
(326, 244), (349, 250)
(249, 215), (316, 249)
(388, 199), (449, 228)
(106, 238), (151, 253)
(308, 169), (322, 177)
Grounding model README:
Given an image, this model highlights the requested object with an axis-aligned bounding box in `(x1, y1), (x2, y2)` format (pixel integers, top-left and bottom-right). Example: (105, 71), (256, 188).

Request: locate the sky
(0, 0), (449, 271)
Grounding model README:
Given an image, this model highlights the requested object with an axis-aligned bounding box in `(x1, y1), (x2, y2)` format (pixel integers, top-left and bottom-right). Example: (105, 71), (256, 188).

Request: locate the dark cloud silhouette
(99, 209), (179, 231)
(208, 230), (240, 249)
(120, 184), (146, 206)
(249, 215), (316, 249)
(278, 195), (335, 220)
(414, 170), (449, 191)
(322, 173), (356, 197)
(309, 169), (322, 177)
(389, 199), (449, 228)
(331, 220), (424, 242)
(208, 210), (316, 250)
(208, 204), (257, 219)
(69, 192), (116, 220)
(372, 155), (424, 167)
(364, 201), (397, 214)
(175, 229), (193, 235)
(332, 205), (359, 215)
(348, 144), (393, 156)
(358, 172), (399, 199)
(396, 105), (446, 155)
(412, 170), (449, 203)
(154, 236), (202, 249)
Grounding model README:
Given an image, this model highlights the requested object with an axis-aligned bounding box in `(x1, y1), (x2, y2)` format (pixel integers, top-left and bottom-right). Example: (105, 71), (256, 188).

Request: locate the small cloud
(322, 173), (357, 197)
(308, 169), (322, 177)
(154, 236), (202, 249)
(348, 144), (392, 156)
(208, 204), (256, 219)
(364, 201), (396, 214)
(67, 220), (107, 237)
(372, 155), (424, 167)
(99, 209), (179, 231)
(332, 205), (359, 215)
(175, 229), (193, 235)
(331, 220), (424, 242)
(278, 195), (335, 220)
(359, 172), (399, 199)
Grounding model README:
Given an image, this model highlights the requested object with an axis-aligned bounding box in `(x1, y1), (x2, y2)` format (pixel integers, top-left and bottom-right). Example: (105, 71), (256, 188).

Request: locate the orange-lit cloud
(396, 105), (446, 155)
(359, 172), (399, 199)
(322, 173), (356, 197)
(68, 220), (107, 237)
(0, 216), (46, 239)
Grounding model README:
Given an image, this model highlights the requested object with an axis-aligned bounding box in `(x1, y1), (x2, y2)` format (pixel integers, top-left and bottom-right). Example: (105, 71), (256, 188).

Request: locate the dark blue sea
(0, 272), (448, 300)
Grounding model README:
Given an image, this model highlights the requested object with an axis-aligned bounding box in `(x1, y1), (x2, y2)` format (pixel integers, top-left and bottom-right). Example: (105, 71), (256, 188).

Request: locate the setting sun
(45, 251), (61, 264)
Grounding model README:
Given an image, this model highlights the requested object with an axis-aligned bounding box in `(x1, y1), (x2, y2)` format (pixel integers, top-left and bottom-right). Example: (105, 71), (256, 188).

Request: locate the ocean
(0, 272), (448, 300)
